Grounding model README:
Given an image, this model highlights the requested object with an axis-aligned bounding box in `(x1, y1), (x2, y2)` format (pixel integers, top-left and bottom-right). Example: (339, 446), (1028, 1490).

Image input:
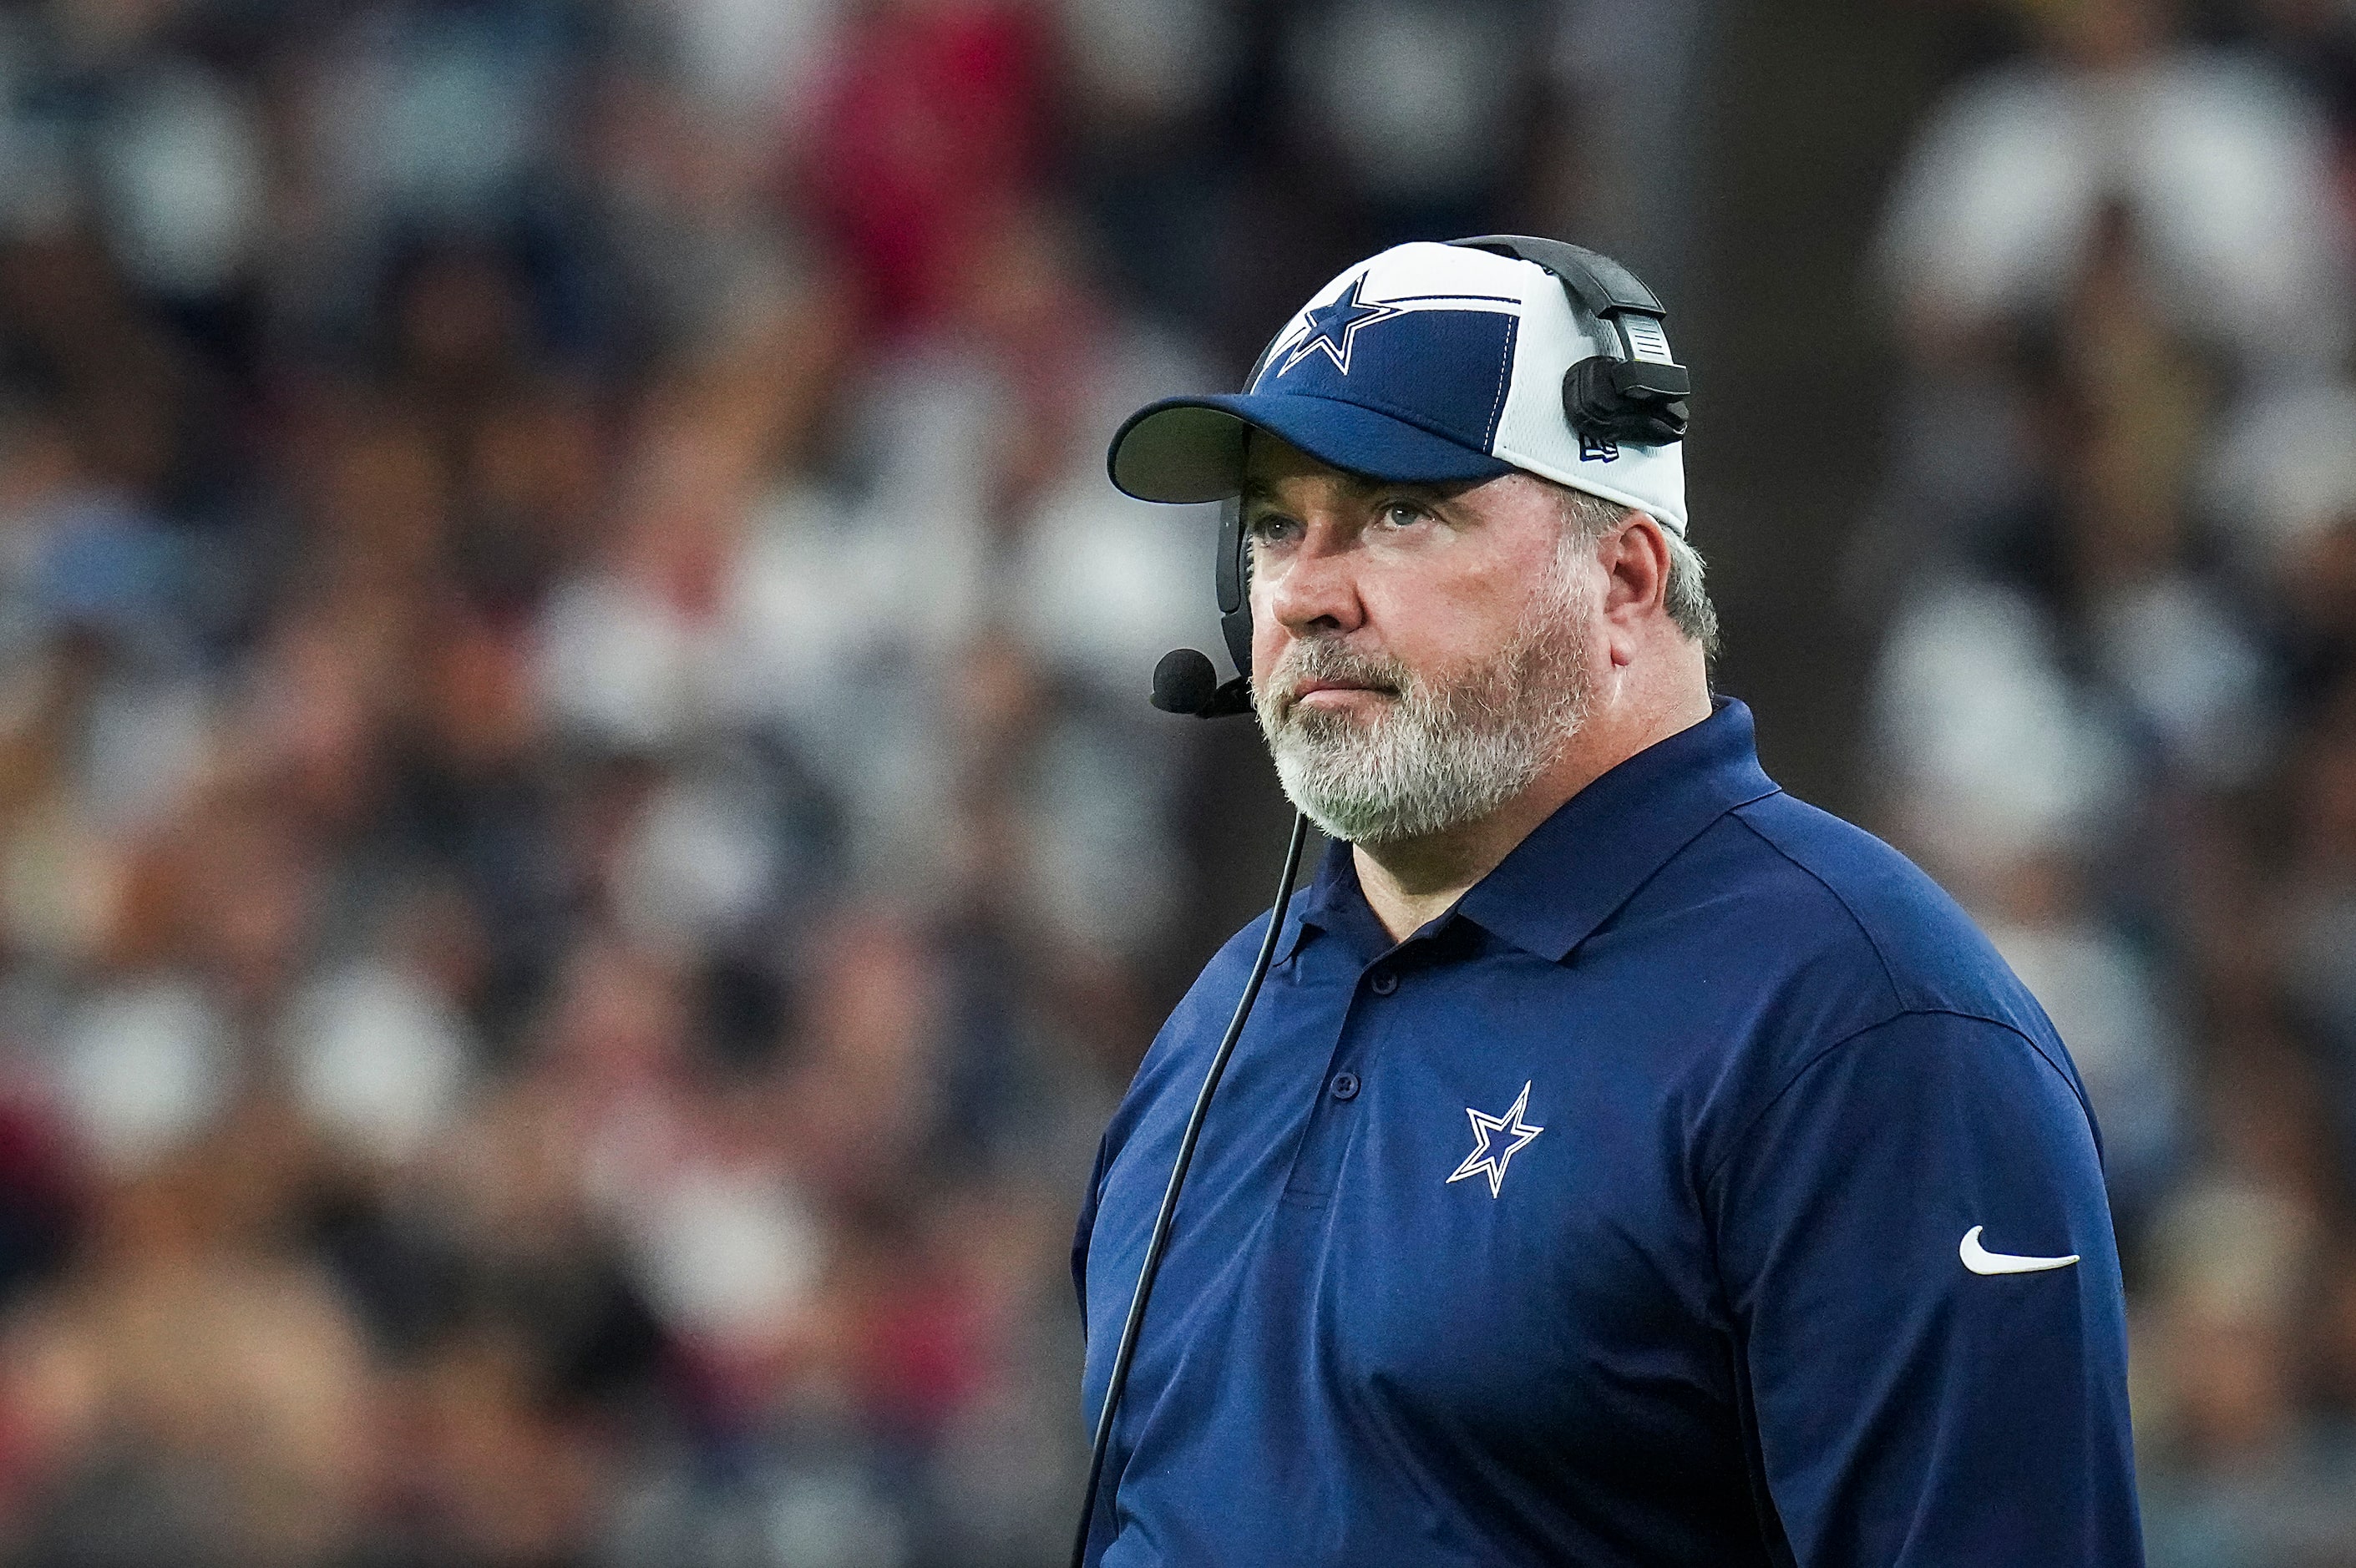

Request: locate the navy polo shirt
(1073, 700), (2142, 1567)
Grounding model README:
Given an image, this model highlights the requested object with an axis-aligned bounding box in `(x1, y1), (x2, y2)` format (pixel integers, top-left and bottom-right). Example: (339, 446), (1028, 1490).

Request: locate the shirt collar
(1279, 696), (1779, 966)
(1283, 836), (1384, 967)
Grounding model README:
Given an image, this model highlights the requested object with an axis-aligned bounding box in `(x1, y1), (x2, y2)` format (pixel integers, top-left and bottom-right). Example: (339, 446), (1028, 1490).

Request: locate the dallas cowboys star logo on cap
(1278, 275), (1404, 378)
(1447, 1081), (1544, 1198)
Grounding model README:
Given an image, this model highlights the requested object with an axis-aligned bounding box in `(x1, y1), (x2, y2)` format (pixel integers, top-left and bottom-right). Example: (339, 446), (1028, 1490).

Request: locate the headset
(1156, 235), (1690, 721)
(1083, 236), (1689, 1568)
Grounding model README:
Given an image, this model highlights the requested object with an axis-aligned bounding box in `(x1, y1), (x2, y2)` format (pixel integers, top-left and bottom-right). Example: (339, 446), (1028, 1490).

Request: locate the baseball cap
(1107, 240), (1688, 534)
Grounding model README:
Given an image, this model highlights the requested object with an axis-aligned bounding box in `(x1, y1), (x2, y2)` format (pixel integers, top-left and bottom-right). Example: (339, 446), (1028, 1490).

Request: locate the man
(1072, 239), (2143, 1565)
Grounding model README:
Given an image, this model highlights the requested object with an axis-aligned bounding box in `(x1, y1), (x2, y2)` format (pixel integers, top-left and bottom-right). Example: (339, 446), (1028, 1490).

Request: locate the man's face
(1241, 436), (1601, 845)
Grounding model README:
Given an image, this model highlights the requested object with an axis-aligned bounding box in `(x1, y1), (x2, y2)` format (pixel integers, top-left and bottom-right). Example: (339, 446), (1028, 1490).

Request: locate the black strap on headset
(1452, 233), (1668, 320)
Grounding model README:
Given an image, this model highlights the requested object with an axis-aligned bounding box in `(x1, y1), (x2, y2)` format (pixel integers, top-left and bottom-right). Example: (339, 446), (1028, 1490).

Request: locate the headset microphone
(1150, 647), (1251, 718)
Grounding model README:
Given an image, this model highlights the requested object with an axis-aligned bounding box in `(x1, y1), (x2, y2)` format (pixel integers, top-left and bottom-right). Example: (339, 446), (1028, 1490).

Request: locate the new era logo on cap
(1107, 241), (1688, 535)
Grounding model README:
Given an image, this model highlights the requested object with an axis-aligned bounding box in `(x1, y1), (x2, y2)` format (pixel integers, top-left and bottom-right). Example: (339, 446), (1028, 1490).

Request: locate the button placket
(1279, 968), (1401, 1205)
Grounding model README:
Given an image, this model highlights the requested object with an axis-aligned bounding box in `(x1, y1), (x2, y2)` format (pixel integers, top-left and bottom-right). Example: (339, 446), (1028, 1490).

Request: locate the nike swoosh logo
(1959, 1225), (2080, 1276)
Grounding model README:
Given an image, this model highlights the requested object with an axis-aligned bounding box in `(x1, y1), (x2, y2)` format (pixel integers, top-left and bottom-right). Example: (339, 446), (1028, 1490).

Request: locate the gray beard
(1254, 569), (1594, 846)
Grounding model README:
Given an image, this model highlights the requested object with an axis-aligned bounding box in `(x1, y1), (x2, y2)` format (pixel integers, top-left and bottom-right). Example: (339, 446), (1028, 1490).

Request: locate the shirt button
(1368, 969), (1399, 996)
(1329, 1071), (1360, 1100)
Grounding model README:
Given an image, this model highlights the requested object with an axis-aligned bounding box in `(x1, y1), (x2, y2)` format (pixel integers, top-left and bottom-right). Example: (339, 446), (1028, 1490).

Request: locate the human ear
(1599, 513), (1671, 665)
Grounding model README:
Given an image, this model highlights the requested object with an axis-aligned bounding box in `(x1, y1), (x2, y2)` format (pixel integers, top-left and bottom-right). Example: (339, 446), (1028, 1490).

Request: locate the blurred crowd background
(0, 0), (2344, 1562)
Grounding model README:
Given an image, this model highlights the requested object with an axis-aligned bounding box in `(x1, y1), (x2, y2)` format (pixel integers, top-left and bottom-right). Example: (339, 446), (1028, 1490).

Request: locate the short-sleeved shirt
(1072, 698), (2143, 1567)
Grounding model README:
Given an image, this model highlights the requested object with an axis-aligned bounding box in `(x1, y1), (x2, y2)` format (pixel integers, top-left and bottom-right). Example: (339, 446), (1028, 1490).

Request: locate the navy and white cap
(1107, 240), (1689, 535)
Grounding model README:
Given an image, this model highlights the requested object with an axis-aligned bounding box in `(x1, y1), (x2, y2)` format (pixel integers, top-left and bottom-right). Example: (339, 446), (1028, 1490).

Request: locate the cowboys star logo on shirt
(1447, 1081), (1544, 1198)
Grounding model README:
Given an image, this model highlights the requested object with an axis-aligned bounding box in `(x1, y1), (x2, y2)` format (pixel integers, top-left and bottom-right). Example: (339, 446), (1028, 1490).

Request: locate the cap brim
(1107, 393), (1515, 503)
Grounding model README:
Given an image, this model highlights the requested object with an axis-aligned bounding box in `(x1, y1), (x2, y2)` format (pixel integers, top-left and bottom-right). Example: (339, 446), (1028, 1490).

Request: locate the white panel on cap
(1355, 240), (1537, 303)
(1487, 254), (1690, 535)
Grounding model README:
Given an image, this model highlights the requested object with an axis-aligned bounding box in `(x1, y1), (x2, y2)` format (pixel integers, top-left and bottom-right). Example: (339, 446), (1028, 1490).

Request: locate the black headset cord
(1068, 811), (1313, 1568)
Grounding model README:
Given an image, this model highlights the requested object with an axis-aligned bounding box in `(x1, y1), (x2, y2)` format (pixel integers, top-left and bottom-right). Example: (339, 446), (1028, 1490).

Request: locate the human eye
(1374, 498), (1432, 531)
(1244, 508), (1301, 547)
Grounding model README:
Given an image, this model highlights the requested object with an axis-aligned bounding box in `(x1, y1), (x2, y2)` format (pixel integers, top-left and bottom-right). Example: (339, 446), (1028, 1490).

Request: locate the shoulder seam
(1697, 1006), (2095, 1195)
(1721, 802), (2091, 1125)
(1726, 805), (1907, 1012)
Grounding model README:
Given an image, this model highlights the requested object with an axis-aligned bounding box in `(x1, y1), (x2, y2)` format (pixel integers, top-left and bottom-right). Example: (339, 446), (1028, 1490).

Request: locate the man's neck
(1351, 680), (1715, 943)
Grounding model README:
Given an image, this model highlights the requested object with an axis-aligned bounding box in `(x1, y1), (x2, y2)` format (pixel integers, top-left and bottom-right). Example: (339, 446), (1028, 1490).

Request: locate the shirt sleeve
(1706, 1009), (2145, 1567)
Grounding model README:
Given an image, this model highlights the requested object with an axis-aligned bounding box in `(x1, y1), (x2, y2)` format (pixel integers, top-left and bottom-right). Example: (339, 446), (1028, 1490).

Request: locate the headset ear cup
(1562, 357), (1691, 447)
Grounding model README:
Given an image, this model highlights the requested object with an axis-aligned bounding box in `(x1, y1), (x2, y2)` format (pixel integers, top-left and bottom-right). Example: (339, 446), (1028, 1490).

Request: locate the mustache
(1265, 641), (1413, 712)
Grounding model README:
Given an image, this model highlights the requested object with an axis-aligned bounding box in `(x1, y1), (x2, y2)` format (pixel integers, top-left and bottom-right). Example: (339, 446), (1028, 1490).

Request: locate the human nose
(1258, 533), (1365, 638)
